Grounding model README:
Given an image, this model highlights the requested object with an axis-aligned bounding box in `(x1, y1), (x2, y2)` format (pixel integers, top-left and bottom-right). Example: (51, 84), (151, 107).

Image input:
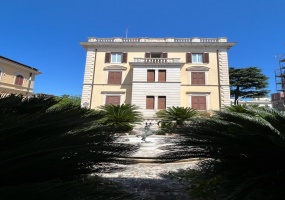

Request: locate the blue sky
(0, 0), (284, 97)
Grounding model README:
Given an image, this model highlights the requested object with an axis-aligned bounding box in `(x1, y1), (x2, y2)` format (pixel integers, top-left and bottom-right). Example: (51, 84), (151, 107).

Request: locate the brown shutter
(158, 70), (166, 82)
(105, 52), (111, 63)
(186, 53), (192, 63)
(191, 72), (198, 84)
(162, 52), (167, 58)
(158, 96), (166, 109)
(106, 96), (120, 105)
(122, 52), (128, 63)
(145, 52), (151, 58)
(114, 72), (122, 84)
(107, 72), (114, 84)
(15, 75), (24, 85)
(203, 53), (209, 63)
(146, 96), (154, 109)
(191, 72), (205, 85)
(198, 72), (205, 85)
(191, 96), (206, 110)
(108, 72), (122, 84)
(147, 70), (155, 82)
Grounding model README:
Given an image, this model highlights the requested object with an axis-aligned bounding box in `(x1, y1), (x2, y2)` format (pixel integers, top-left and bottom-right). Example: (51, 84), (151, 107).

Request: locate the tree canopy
(229, 67), (269, 105)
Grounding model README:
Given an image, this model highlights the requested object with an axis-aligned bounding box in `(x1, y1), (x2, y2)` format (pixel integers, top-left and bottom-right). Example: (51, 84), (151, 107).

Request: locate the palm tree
(0, 95), (138, 199)
(163, 105), (285, 200)
(99, 104), (143, 133)
(156, 106), (199, 131)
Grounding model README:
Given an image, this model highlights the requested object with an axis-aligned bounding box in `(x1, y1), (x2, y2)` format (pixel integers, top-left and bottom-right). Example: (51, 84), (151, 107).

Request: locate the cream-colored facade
(0, 56), (41, 95)
(80, 37), (235, 118)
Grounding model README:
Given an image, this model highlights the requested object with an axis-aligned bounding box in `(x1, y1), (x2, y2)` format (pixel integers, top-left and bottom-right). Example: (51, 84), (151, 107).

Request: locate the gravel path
(96, 135), (198, 200)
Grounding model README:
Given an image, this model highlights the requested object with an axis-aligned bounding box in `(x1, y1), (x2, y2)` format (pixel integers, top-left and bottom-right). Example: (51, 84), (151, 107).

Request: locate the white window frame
(101, 92), (125, 106)
(188, 93), (210, 111)
(192, 53), (203, 63)
(187, 66), (209, 85)
(111, 53), (122, 63)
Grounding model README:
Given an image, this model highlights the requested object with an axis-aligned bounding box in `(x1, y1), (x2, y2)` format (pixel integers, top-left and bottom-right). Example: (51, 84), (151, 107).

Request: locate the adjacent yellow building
(80, 37), (235, 119)
(0, 56), (41, 95)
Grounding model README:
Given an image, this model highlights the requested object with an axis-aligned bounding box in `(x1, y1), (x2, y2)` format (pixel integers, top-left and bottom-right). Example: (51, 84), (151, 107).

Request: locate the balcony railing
(133, 58), (181, 63)
(87, 37), (228, 43)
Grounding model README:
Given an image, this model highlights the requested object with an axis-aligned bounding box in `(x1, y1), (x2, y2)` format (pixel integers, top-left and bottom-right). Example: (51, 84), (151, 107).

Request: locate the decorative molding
(186, 66), (210, 71)
(104, 65), (127, 71)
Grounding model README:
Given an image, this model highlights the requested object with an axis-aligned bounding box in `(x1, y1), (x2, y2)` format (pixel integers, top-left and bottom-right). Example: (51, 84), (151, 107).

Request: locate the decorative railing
(133, 58), (181, 63)
(88, 37), (227, 43)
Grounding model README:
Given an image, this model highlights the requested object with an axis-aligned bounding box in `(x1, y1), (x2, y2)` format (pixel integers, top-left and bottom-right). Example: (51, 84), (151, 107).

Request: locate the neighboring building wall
(80, 37), (235, 118)
(271, 92), (284, 111)
(0, 56), (41, 95)
(230, 98), (272, 108)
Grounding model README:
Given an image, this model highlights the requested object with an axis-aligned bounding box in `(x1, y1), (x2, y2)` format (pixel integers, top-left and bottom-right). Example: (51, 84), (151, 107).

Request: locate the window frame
(111, 53), (122, 63)
(147, 69), (155, 82)
(107, 71), (122, 85)
(158, 96), (166, 110)
(188, 93), (210, 111)
(192, 53), (203, 63)
(105, 95), (121, 105)
(14, 74), (25, 86)
(146, 96), (155, 109)
(191, 72), (205, 85)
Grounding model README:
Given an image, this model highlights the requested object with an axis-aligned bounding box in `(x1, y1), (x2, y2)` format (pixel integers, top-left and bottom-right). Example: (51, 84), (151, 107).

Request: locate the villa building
(80, 37), (235, 119)
(0, 56), (41, 95)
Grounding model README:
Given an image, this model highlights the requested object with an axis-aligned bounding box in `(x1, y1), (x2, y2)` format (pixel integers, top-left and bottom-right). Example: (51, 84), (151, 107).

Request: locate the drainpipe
(89, 49), (97, 108)
(26, 73), (33, 95)
(217, 50), (221, 110)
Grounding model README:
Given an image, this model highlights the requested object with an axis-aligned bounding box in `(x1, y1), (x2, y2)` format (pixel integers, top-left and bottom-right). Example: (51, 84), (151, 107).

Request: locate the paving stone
(96, 135), (198, 199)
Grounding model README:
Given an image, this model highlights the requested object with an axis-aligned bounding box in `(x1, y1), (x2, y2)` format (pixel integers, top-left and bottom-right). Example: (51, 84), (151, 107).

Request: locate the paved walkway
(96, 135), (198, 200)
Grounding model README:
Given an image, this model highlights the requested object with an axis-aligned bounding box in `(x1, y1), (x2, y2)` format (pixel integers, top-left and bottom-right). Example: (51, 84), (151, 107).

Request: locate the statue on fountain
(137, 122), (154, 142)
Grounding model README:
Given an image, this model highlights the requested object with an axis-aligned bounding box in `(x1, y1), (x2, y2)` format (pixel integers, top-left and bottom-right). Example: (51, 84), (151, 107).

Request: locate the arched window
(15, 75), (24, 85)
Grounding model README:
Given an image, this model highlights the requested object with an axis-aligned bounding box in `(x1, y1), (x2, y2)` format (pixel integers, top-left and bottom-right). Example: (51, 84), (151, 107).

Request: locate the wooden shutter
(162, 52), (168, 58)
(145, 52), (151, 58)
(158, 70), (166, 82)
(146, 96), (154, 109)
(122, 52), (128, 63)
(191, 72), (205, 85)
(108, 72), (122, 84)
(192, 96), (206, 110)
(106, 96), (120, 105)
(105, 52), (111, 63)
(203, 53), (209, 63)
(147, 70), (155, 82)
(186, 53), (192, 63)
(15, 75), (24, 85)
(158, 96), (166, 109)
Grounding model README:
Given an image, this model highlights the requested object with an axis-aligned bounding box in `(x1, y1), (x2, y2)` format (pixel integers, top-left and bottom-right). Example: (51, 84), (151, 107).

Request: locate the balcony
(133, 58), (181, 63)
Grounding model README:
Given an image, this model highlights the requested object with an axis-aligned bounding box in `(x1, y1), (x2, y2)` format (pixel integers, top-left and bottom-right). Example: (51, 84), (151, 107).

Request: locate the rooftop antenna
(125, 27), (128, 38)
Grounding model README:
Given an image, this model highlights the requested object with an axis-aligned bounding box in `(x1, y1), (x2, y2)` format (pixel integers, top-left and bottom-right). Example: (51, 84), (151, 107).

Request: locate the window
(147, 70), (155, 82)
(107, 71), (122, 84)
(111, 53), (122, 63)
(146, 96), (154, 109)
(105, 52), (127, 63)
(192, 53), (203, 63)
(158, 96), (166, 109)
(191, 96), (206, 110)
(158, 70), (166, 82)
(191, 72), (205, 85)
(105, 96), (120, 105)
(145, 52), (167, 58)
(186, 53), (209, 63)
(15, 75), (24, 85)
